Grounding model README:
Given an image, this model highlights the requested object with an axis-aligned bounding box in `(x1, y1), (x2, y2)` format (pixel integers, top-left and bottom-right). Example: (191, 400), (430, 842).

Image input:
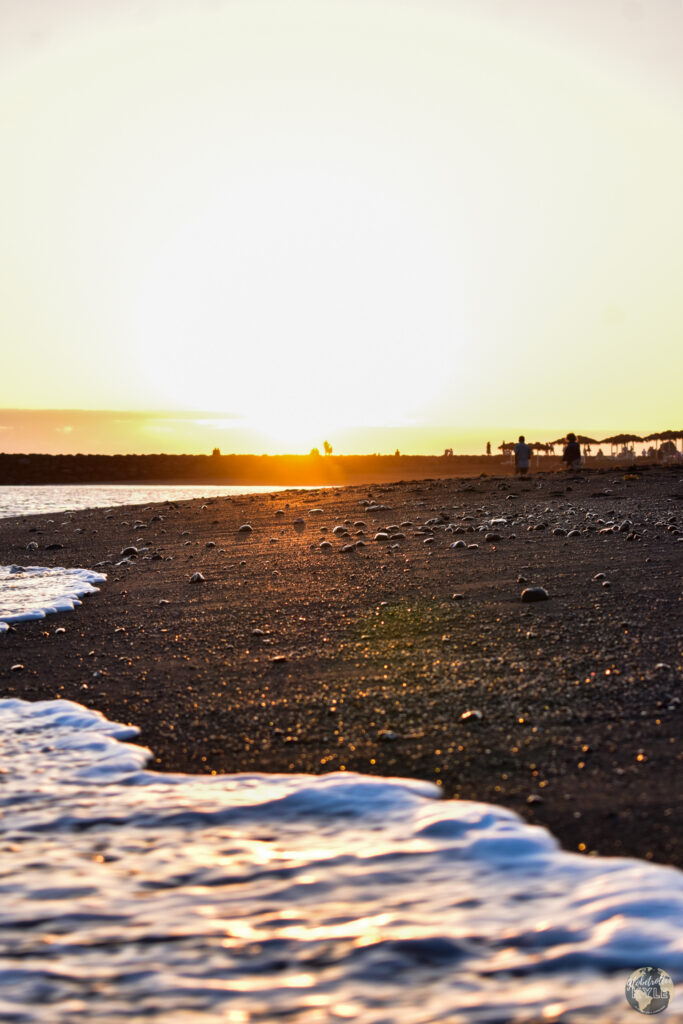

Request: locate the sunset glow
(1, 0), (681, 454)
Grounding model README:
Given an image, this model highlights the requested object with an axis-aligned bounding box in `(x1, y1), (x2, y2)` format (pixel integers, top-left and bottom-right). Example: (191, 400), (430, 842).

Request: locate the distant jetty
(0, 450), (651, 486)
(0, 451), (534, 486)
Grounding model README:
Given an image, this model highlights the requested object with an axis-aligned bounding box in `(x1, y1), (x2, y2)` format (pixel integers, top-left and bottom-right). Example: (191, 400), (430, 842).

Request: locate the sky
(1, 0), (681, 455)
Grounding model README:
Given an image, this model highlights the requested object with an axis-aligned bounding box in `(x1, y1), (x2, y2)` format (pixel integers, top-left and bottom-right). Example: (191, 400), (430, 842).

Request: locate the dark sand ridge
(1, 466), (681, 866)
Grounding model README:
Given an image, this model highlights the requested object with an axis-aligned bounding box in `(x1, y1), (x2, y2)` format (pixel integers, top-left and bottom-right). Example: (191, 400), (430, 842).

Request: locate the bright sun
(133, 162), (465, 446)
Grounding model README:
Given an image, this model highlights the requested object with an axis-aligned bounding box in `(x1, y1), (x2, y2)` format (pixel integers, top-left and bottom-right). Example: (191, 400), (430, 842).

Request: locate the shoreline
(1, 466), (681, 866)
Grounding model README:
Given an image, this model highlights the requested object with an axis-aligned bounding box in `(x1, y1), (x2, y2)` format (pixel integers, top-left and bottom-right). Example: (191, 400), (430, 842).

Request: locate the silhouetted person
(514, 435), (532, 476)
(563, 432), (581, 471)
(486, 441), (491, 456)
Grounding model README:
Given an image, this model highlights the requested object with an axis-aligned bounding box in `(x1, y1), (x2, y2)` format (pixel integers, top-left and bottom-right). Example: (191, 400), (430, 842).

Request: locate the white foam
(0, 697), (681, 1023)
(0, 565), (106, 627)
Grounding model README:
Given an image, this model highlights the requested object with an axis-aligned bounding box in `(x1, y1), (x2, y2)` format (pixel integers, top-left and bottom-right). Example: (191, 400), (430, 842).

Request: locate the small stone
(460, 709), (483, 722)
(378, 730), (398, 741)
(526, 794), (544, 805)
(271, 654), (287, 663)
(55, 627), (66, 634)
(189, 572), (205, 583)
(319, 541), (332, 549)
(26, 541), (38, 551)
(205, 541), (216, 548)
(485, 532), (501, 542)
(452, 592), (464, 600)
(450, 540), (466, 549)
(158, 599), (170, 605)
(238, 524), (253, 533)
(521, 586), (549, 602)
(552, 528), (566, 537)
(602, 581), (611, 589)
(567, 529), (581, 538)
(592, 573), (606, 581)
(517, 575), (528, 584)
(120, 546), (138, 557)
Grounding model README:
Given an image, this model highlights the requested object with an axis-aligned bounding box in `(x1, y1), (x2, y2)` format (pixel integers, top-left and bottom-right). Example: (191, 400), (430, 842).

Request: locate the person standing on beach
(563, 432), (581, 471)
(514, 435), (532, 476)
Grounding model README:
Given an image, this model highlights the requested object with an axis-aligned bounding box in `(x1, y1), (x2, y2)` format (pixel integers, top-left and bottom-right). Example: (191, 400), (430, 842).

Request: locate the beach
(1, 464), (681, 866)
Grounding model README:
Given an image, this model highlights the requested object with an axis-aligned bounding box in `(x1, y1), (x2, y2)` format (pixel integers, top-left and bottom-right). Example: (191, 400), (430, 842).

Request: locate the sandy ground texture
(1, 466), (681, 866)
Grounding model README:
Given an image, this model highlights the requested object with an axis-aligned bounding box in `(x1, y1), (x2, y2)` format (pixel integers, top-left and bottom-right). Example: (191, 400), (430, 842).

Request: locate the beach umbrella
(645, 429), (683, 455)
(644, 429), (683, 444)
(599, 434), (644, 444)
(547, 435), (597, 448)
(599, 433), (643, 456)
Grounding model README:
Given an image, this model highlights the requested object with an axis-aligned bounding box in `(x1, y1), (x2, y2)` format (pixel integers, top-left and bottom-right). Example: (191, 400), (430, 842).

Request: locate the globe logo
(625, 967), (674, 1014)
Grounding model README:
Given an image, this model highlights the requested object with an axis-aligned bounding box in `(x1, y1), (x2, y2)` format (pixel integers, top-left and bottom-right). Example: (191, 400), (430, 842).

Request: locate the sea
(0, 485), (681, 1023)
(0, 483), (317, 519)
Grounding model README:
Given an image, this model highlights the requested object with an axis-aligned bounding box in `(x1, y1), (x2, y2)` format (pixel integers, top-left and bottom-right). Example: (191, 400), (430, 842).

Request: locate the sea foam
(0, 565), (106, 630)
(0, 697), (680, 1023)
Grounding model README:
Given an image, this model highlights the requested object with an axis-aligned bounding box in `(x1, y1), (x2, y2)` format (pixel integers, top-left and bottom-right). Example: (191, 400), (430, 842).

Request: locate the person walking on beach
(514, 435), (532, 477)
(563, 432), (581, 471)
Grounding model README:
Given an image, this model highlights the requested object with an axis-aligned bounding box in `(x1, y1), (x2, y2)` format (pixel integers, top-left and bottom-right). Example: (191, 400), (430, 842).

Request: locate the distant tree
(394, 449), (400, 457)
(212, 447), (221, 457)
(310, 447), (321, 457)
(323, 440), (333, 456)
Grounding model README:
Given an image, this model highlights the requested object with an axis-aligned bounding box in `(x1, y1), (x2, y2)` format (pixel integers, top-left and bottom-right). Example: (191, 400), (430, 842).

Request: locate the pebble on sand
(460, 709), (483, 722)
(189, 572), (205, 583)
(238, 524), (253, 533)
(521, 586), (549, 602)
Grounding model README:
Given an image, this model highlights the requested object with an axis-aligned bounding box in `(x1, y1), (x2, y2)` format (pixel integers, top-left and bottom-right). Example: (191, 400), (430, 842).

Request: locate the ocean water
(0, 483), (320, 519)
(1, 496), (681, 1021)
(0, 698), (681, 1023)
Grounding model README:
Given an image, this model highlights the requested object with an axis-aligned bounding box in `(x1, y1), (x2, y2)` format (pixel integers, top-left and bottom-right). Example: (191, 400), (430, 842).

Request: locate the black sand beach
(1, 466), (681, 865)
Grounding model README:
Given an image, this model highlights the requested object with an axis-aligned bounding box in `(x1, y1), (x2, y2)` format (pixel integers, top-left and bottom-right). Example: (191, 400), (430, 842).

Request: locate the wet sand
(1, 466), (681, 865)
